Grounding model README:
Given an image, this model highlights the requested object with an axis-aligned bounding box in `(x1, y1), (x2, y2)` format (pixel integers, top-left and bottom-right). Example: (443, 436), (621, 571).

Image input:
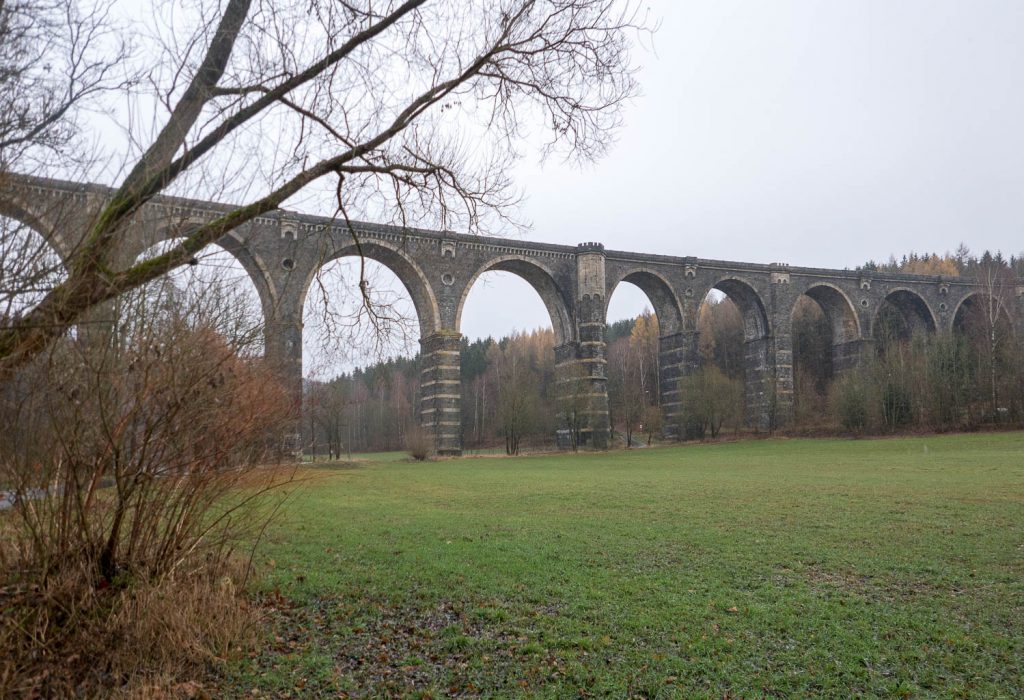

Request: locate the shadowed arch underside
(704, 278), (781, 431)
(951, 291), (1016, 337)
(803, 284), (861, 343)
(875, 289), (937, 342)
(609, 270), (684, 336)
(713, 278), (770, 341)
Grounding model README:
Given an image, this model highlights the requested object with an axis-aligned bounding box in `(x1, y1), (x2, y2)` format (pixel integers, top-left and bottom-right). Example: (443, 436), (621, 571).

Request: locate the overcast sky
(458, 1), (1024, 337)
(292, 0), (1024, 373)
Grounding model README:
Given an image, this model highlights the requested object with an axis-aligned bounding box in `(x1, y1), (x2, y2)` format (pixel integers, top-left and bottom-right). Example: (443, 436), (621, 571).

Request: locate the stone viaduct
(3, 174), (1023, 454)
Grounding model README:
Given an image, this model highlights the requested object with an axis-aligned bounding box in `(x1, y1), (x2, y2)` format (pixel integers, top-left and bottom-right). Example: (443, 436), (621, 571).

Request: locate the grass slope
(225, 434), (1024, 698)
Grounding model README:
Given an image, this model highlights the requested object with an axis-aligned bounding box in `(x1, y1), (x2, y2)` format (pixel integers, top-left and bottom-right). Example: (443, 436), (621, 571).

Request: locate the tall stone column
(554, 341), (582, 448)
(743, 337), (772, 431)
(264, 309), (304, 453)
(745, 266), (795, 432)
(771, 330), (795, 430)
(740, 335), (793, 431)
(658, 330), (700, 439)
(419, 332), (462, 456)
(553, 340), (609, 449)
(571, 243), (610, 448)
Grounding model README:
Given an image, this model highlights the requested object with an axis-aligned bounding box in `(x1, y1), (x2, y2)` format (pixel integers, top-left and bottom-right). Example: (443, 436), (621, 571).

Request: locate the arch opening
(951, 292), (1014, 337)
(790, 284), (861, 428)
(605, 272), (680, 446)
(686, 279), (771, 437)
(456, 257), (573, 348)
(300, 256), (424, 458)
(301, 256), (422, 380)
(950, 291), (1018, 421)
(602, 272), (675, 442)
(874, 289), (937, 349)
(711, 279), (770, 342)
(303, 241), (440, 346)
(606, 271), (683, 337)
(458, 269), (563, 453)
(0, 191), (75, 262)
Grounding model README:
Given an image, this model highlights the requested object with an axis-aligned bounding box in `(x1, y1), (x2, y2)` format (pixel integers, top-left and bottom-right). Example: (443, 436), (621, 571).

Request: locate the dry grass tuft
(0, 557), (259, 698)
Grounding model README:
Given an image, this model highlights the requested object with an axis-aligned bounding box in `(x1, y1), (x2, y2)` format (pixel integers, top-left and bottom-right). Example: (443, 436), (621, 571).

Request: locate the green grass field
(224, 433), (1024, 698)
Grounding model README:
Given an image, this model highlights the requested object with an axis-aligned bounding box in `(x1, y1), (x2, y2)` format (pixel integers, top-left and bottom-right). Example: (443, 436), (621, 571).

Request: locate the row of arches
(605, 267), (1014, 346)
(2, 203), (1005, 351)
(2, 208), (1018, 452)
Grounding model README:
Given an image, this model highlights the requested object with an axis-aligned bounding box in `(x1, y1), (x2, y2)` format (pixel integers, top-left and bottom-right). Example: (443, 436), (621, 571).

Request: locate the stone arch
(606, 269), (684, 336)
(0, 200), (72, 320)
(127, 226), (279, 332)
(129, 235), (271, 349)
(696, 277), (776, 431)
(215, 233), (278, 320)
(456, 256), (573, 345)
(788, 283), (865, 413)
(949, 291), (1016, 336)
(300, 239), (441, 339)
(709, 277), (771, 341)
(874, 288), (938, 340)
(799, 283), (861, 343)
(0, 193), (72, 264)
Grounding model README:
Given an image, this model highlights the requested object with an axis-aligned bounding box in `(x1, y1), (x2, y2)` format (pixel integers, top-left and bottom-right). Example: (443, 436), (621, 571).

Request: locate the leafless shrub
(405, 425), (432, 461)
(0, 273), (293, 695)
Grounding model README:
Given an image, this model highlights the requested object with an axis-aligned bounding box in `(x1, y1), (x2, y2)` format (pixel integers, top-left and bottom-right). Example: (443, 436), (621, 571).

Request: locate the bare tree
(965, 253), (1017, 418)
(0, 0), (648, 375)
(490, 339), (540, 455)
(677, 367), (742, 440)
(0, 0), (131, 330)
(0, 0), (129, 171)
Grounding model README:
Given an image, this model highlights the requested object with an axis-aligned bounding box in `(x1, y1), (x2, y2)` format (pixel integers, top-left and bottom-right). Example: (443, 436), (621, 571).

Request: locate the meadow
(225, 433), (1024, 698)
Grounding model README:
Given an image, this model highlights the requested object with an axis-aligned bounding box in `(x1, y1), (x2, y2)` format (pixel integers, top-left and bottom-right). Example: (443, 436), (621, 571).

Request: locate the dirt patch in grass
(240, 595), (570, 698)
(799, 564), (950, 603)
(311, 461), (367, 471)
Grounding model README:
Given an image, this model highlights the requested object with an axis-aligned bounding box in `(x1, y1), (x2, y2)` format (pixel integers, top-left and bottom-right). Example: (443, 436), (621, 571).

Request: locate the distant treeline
(860, 245), (1024, 277)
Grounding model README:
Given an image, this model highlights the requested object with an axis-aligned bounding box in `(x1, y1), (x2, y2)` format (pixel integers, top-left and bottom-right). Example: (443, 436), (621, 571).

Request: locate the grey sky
(456, 0), (1024, 347)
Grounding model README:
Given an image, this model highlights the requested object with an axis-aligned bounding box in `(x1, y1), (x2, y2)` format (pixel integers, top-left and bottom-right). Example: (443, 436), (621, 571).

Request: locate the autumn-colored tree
(901, 254), (960, 277)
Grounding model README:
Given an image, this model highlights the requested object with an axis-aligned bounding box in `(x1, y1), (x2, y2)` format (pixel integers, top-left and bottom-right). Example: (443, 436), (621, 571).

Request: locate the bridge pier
(419, 332), (463, 456)
(743, 334), (794, 432)
(264, 316), (304, 452)
(658, 330), (700, 440)
(554, 340), (610, 449)
(569, 244), (611, 448)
